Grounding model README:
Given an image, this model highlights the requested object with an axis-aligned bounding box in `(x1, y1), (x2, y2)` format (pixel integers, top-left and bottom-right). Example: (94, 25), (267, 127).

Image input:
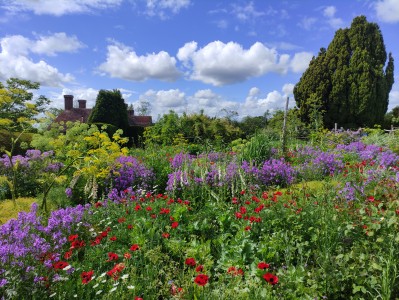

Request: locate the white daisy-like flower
(93, 283), (99, 288)
(99, 272), (107, 278)
(49, 293), (57, 298)
(121, 274), (129, 280)
(109, 287), (117, 293)
(96, 290), (103, 295)
(127, 285), (135, 290)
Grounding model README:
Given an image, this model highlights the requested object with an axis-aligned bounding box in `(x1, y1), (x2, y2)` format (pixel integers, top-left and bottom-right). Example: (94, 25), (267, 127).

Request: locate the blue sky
(1, 0), (399, 120)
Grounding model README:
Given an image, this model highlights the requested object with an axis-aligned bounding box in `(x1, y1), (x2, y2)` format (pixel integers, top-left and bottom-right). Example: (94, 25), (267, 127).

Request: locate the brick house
(55, 95), (153, 128)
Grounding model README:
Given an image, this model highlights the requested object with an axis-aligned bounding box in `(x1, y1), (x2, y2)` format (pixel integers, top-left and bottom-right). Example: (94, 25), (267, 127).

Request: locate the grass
(0, 197), (37, 224)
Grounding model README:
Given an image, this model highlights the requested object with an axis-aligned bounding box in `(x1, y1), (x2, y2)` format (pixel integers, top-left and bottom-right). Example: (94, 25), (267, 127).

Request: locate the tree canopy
(294, 15), (394, 129)
(88, 89), (129, 134)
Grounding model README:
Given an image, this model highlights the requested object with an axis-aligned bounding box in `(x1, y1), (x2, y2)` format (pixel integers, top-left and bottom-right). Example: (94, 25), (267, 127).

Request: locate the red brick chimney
(64, 95), (73, 110)
(78, 99), (87, 109)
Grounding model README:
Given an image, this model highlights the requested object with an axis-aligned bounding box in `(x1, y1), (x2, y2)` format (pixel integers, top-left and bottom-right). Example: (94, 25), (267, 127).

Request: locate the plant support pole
(282, 96), (289, 154)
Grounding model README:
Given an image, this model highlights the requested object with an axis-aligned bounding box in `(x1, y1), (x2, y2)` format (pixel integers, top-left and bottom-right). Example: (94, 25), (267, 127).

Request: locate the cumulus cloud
(177, 41), (287, 86)
(323, 6), (344, 29)
(144, 0), (191, 18)
(32, 32), (85, 56)
(241, 84), (295, 116)
(50, 87), (99, 108)
(375, 0), (399, 23)
(1, 0), (123, 16)
(290, 52), (313, 73)
(98, 43), (180, 82)
(0, 33), (77, 86)
(177, 41), (312, 86)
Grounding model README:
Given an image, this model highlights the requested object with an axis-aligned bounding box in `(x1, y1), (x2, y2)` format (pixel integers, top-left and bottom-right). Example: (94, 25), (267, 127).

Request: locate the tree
(0, 78), (50, 203)
(137, 101), (151, 116)
(294, 16), (394, 129)
(88, 89), (129, 134)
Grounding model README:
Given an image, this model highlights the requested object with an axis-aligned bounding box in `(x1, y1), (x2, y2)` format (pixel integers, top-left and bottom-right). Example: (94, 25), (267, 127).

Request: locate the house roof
(54, 108), (153, 127)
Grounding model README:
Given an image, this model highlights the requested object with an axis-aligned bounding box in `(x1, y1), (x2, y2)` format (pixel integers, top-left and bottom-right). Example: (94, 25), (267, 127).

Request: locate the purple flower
(65, 188), (73, 198)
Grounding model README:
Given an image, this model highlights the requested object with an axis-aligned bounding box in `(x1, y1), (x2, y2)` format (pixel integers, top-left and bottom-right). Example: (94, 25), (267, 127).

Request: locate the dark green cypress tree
(294, 15), (394, 128)
(88, 89), (129, 134)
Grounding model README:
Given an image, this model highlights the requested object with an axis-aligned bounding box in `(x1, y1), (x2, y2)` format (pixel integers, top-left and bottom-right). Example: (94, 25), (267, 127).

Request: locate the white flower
(93, 283), (99, 288)
(127, 285), (135, 290)
(113, 282), (120, 286)
(99, 272), (107, 278)
(96, 290), (103, 295)
(121, 274), (129, 280)
(62, 265), (72, 271)
(109, 287), (117, 293)
(49, 293), (57, 298)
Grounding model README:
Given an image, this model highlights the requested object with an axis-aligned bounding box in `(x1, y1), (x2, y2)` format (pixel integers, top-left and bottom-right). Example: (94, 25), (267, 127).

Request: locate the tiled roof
(54, 109), (152, 127)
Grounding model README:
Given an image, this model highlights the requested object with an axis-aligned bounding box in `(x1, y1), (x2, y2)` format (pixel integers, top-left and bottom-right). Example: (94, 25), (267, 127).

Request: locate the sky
(1, 0), (399, 121)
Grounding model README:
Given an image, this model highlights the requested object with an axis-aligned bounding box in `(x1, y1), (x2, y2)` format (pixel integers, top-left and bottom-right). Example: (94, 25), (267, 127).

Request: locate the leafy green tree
(88, 89), (129, 135)
(294, 16), (394, 128)
(237, 113), (269, 138)
(0, 78), (50, 203)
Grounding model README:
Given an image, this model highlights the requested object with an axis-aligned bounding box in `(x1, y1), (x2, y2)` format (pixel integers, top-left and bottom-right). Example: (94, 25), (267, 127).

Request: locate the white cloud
(375, 0), (399, 23)
(145, 0), (191, 18)
(290, 52), (313, 73)
(231, 1), (265, 21)
(177, 41), (289, 86)
(140, 89), (185, 108)
(298, 17), (317, 30)
(1, 0), (123, 16)
(32, 32), (85, 56)
(98, 43), (180, 82)
(177, 41), (312, 85)
(0, 34), (75, 86)
(51, 87), (99, 109)
(241, 84), (295, 116)
(323, 6), (336, 18)
(322, 6), (344, 29)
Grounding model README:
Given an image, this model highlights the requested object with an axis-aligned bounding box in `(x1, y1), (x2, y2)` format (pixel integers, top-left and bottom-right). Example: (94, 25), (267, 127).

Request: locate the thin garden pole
(282, 96), (289, 154)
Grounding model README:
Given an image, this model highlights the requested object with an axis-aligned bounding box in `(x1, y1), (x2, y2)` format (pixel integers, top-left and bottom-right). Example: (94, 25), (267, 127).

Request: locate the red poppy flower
(81, 270), (94, 284)
(134, 204), (141, 211)
(257, 262), (270, 269)
(127, 224), (133, 229)
(162, 232), (170, 238)
(235, 212), (242, 219)
(107, 252), (119, 261)
(146, 206), (153, 211)
(118, 217), (126, 223)
(232, 197), (238, 204)
(151, 214), (157, 219)
(194, 274), (209, 286)
(64, 251), (72, 260)
(185, 257), (196, 267)
(134, 297), (143, 300)
(244, 226), (251, 231)
(68, 234), (78, 242)
(160, 208), (170, 214)
(263, 272), (278, 285)
(240, 190), (246, 195)
(101, 231), (108, 238)
(130, 244), (140, 251)
(70, 240), (85, 250)
(124, 252), (131, 259)
(53, 261), (69, 270)
(195, 265), (204, 272)
(91, 237), (102, 246)
(95, 201), (103, 208)
(110, 236), (117, 241)
(171, 222), (179, 229)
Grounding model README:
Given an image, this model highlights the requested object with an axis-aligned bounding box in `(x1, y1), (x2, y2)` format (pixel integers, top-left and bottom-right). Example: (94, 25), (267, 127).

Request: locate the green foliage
(88, 90), (129, 136)
(144, 111), (241, 149)
(238, 130), (280, 164)
(236, 113), (269, 138)
(294, 16), (395, 129)
(0, 78), (50, 203)
(31, 122), (129, 210)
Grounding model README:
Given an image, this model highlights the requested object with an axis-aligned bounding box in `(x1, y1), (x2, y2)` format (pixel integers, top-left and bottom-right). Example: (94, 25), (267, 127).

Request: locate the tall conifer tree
(294, 16), (394, 128)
